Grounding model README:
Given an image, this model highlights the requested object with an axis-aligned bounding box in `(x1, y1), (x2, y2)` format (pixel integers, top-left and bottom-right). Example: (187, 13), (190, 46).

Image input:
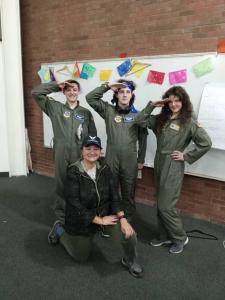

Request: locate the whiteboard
(41, 53), (225, 181)
(198, 83), (225, 150)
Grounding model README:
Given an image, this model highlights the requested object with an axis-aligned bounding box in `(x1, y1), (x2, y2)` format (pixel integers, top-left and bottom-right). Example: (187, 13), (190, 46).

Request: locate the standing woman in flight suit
(86, 80), (148, 221)
(32, 79), (97, 243)
(135, 86), (212, 254)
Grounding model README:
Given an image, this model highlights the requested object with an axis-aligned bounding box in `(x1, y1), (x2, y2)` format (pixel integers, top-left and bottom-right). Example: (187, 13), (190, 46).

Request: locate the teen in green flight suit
(86, 80), (148, 220)
(135, 86), (212, 254)
(32, 80), (97, 242)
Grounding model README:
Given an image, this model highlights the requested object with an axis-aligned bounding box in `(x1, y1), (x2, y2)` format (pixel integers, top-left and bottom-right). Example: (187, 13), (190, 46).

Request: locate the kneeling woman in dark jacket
(52, 135), (143, 278)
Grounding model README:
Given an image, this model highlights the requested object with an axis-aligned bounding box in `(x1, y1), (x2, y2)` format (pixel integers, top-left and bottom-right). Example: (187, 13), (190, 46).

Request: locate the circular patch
(63, 110), (71, 118)
(114, 115), (122, 123)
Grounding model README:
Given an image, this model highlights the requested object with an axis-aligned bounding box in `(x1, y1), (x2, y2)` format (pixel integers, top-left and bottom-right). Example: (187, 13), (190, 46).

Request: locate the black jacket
(64, 160), (122, 235)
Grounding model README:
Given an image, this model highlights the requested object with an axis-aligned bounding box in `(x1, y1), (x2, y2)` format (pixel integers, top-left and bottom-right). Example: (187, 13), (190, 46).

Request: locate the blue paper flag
(117, 59), (132, 77)
(80, 72), (88, 80)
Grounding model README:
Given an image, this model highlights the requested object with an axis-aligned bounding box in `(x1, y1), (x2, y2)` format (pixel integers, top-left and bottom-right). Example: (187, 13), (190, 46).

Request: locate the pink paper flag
(147, 70), (165, 85)
(169, 69), (187, 85)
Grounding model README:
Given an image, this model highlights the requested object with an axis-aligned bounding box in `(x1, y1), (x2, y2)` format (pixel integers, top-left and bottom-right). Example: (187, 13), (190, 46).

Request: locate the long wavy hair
(111, 79), (136, 107)
(156, 86), (193, 133)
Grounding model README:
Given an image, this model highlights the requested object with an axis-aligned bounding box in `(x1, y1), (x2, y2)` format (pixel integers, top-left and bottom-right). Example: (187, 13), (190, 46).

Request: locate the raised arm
(31, 81), (60, 115)
(135, 102), (157, 129)
(86, 84), (110, 119)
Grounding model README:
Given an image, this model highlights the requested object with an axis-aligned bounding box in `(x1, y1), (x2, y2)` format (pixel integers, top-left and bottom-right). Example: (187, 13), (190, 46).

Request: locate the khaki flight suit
(135, 103), (212, 241)
(32, 82), (97, 222)
(86, 84), (148, 220)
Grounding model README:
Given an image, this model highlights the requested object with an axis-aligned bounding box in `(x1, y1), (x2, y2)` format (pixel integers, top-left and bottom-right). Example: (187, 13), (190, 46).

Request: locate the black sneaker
(169, 237), (189, 254)
(150, 238), (172, 247)
(121, 257), (144, 278)
(48, 220), (64, 245)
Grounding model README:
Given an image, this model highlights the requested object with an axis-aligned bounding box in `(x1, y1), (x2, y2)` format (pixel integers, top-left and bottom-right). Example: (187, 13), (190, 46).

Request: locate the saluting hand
(108, 82), (126, 91)
(152, 98), (170, 107)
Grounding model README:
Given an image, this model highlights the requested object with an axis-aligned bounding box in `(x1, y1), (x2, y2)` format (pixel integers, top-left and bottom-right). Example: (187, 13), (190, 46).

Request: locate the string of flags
(38, 39), (225, 85)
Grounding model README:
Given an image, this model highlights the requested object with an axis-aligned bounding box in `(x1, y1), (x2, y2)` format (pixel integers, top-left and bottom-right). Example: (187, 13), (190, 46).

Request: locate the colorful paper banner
(147, 70), (165, 85)
(38, 66), (51, 83)
(80, 63), (96, 79)
(73, 62), (81, 78)
(126, 60), (150, 78)
(117, 59), (132, 77)
(100, 70), (112, 81)
(169, 69), (187, 85)
(192, 58), (214, 77)
(49, 68), (55, 81)
(217, 40), (225, 54)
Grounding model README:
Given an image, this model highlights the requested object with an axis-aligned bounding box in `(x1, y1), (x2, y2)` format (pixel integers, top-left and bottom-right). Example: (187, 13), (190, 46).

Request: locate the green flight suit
(32, 82), (97, 222)
(135, 104), (212, 241)
(86, 84), (148, 220)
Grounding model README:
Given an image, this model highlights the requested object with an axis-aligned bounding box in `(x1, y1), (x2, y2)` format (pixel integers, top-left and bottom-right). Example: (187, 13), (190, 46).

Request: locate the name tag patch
(123, 116), (134, 123)
(75, 114), (85, 122)
(170, 123), (180, 131)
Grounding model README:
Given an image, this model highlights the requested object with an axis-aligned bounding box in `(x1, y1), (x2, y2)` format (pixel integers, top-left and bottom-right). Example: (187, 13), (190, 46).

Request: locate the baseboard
(0, 172), (9, 177)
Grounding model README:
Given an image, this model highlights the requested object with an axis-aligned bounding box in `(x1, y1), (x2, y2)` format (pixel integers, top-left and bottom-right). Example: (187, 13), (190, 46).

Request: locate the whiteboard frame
(40, 52), (225, 182)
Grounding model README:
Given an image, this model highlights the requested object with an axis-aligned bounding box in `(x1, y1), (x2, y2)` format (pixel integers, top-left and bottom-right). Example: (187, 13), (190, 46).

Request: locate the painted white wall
(0, 43), (9, 172)
(1, 0), (27, 176)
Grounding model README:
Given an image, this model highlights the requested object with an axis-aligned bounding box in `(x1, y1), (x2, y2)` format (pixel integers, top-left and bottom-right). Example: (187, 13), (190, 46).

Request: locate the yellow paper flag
(44, 68), (51, 81)
(126, 60), (151, 78)
(100, 70), (112, 81)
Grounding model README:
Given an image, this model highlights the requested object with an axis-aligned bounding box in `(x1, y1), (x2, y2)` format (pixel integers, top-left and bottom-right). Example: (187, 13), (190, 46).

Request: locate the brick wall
(20, 0), (225, 224)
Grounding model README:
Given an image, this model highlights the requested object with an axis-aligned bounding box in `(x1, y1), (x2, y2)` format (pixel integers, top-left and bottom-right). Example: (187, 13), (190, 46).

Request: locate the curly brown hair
(156, 86), (193, 133)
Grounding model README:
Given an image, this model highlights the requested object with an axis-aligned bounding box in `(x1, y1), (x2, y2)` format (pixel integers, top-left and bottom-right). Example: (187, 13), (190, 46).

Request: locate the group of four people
(31, 77), (212, 278)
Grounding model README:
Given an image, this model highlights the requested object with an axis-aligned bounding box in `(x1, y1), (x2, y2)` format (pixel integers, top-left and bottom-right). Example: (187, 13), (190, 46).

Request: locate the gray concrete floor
(0, 173), (225, 300)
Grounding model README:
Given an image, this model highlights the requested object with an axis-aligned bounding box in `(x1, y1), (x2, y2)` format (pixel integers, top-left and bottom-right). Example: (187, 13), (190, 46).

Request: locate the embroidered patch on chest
(114, 116), (122, 123)
(63, 110), (71, 118)
(74, 114), (85, 122)
(123, 116), (134, 123)
(169, 123), (180, 131)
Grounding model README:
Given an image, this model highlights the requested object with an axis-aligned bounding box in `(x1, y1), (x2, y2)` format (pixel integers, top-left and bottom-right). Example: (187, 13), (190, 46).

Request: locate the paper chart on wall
(198, 83), (225, 150)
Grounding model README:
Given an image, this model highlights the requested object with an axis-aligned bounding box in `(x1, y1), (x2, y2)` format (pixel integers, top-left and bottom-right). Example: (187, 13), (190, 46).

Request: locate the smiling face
(82, 145), (101, 164)
(63, 83), (80, 104)
(168, 94), (183, 116)
(117, 87), (133, 108)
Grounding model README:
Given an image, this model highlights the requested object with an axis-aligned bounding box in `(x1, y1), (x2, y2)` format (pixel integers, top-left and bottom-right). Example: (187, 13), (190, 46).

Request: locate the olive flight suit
(32, 82), (97, 222)
(86, 84), (148, 220)
(135, 103), (212, 241)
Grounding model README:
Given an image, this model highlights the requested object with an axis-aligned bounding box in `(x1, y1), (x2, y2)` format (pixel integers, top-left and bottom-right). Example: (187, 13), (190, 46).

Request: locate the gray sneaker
(150, 238), (172, 247)
(48, 220), (64, 245)
(169, 237), (189, 254)
(121, 257), (144, 278)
